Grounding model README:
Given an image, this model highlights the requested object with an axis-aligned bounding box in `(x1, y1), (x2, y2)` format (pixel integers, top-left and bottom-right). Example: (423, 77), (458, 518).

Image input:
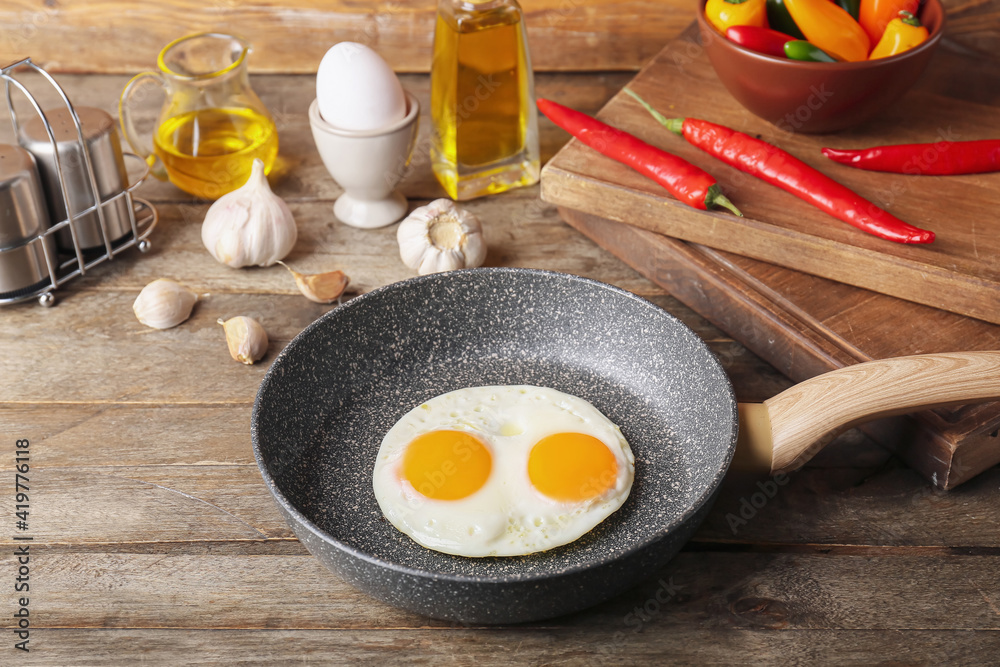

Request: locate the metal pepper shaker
(19, 106), (133, 251)
(0, 144), (57, 297)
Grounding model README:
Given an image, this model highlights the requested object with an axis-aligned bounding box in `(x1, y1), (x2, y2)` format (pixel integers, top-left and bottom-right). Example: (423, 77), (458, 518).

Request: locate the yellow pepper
(784, 0), (871, 62)
(859, 0), (919, 44)
(705, 0), (768, 34)
(869, 11), (929, 59)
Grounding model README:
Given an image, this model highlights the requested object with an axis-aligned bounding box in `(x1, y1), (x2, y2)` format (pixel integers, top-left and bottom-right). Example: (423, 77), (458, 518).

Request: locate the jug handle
(119, 72), (167, 181)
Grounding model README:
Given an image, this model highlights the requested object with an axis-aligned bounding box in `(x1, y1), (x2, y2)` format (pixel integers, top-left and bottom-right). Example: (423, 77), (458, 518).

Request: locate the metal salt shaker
(19, 106), (132, 251)
(0, 144), (57, 297)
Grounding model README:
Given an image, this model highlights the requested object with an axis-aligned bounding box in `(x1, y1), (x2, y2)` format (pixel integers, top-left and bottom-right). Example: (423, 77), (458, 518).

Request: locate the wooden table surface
(2, 67), (999, 665)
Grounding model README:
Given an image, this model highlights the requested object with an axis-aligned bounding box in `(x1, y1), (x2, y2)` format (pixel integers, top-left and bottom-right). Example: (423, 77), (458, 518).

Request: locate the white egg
(316, 42), (407, 132)
(372, 385), (635, 557)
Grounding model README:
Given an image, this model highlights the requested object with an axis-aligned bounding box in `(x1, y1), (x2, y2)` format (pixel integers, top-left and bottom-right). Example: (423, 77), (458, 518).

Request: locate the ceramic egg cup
(309, 92), (419, 229)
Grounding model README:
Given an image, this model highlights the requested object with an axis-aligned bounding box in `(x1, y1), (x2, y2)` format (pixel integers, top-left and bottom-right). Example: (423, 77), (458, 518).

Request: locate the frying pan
(251, 268), (1000, 624)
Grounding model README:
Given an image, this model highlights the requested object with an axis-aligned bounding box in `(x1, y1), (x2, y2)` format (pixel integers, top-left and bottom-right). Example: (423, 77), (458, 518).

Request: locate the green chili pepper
(765, 0), (806, 39)
(834, 0), (860, 19)
(783, 40), (838, 62)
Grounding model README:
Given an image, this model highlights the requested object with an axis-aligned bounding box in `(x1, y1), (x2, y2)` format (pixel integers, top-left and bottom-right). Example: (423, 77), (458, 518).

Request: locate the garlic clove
(219, 316), (269, 365)
(277, 261), (350, 304)
(397, 199), (487, 276)
(201, 158), (298, 268)
(133, 279), (198, 329)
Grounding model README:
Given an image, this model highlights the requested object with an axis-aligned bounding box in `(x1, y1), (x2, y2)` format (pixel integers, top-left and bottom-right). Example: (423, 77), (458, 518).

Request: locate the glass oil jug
(119, 33), (278, 200)
(430, 0), (540, 200)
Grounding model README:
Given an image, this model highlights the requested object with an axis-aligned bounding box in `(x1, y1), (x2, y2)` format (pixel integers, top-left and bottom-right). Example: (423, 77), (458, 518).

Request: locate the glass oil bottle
(430, 0), (540, 200)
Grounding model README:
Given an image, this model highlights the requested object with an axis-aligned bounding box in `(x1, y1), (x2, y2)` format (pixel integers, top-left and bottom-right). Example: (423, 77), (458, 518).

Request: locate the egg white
(372, 385), (635, 557)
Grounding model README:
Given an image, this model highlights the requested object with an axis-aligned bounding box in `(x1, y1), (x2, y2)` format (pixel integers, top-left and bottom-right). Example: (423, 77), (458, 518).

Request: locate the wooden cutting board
(540, 25), (1000, 325)
(560, 206), (1000, 489)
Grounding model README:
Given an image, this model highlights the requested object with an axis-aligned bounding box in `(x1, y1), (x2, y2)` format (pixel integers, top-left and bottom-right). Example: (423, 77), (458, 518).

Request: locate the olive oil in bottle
(430, 0), (540, 200)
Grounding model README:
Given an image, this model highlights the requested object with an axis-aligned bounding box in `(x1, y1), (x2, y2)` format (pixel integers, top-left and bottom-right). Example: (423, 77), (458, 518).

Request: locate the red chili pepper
(725, 25), (796, 57)
(625, 90), (934, 244)
(822, 140), (1000, 175)
(536, 98), (741, 215)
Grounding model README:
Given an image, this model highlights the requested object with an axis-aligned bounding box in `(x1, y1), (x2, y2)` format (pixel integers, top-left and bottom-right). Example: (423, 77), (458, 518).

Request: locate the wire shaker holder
(0, 58), (158, 306)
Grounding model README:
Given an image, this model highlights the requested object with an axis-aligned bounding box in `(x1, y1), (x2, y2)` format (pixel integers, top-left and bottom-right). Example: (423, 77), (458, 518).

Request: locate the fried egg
(372, 385), (634, 557)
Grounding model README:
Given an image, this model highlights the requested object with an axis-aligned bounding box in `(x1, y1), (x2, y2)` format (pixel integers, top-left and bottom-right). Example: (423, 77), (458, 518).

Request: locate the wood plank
(0, 0), (693, 74)
(3, 288), (777, 403)
(4, 460), (999, 547)
(0, 192), (682, 405)
(0, 405), (259, 466)
(559, 206), (1000, 489)
(23, 466), (293, 544)
(1, 0), (989, 76)
(699, 466), (1000, 547)
(1, 291), (295, 404)
(61, 197), (661, 296)
(540, 30), (1000, 325)
(5, 387), (873, 472)
(2, 551), (999, 631)
(8, 628), (1000, 665)
(0, 306), (781, 401)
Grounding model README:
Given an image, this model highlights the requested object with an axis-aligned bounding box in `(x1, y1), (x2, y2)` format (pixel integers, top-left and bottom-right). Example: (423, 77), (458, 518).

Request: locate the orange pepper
(784, 0), (871, 61)
(869, 11), (929, 59)
(859, 0), (919, 44)
(705, 0), (768, 34)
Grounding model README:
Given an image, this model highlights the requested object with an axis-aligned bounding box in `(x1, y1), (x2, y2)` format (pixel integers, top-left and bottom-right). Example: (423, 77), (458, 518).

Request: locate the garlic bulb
(396, 199), (487, 275)
(133, 279), (198, 329)
(277, 261), (350, 304)
(201, 158), (297, 268)
(219, 316), (269, 365)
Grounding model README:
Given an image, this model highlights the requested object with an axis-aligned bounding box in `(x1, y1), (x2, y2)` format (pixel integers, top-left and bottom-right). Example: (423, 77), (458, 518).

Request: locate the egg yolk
(402, 430), (492, 500)
(528, 433), (618, 502)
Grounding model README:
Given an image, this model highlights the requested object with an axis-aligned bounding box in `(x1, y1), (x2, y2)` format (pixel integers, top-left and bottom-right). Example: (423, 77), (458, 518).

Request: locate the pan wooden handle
(762, 351), (1000, 475)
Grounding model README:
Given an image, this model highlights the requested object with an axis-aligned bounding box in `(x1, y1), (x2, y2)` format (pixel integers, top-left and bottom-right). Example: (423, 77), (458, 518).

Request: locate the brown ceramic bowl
(697, 0), (945, 133)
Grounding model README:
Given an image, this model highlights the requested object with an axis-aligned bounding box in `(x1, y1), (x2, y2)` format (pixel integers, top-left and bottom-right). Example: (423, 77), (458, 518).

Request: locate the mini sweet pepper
(784, 40), (838, 62)
(726, 25), (797, 57)
(869, 11), (929, 59)
(705, 0), (768, 34)
(859, 0), (920, 44)
(784, 0), (871, 61)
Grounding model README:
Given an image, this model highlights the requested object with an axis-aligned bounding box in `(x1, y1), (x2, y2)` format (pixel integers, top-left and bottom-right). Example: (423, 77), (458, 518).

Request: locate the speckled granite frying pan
(251, 268), (740, 624)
